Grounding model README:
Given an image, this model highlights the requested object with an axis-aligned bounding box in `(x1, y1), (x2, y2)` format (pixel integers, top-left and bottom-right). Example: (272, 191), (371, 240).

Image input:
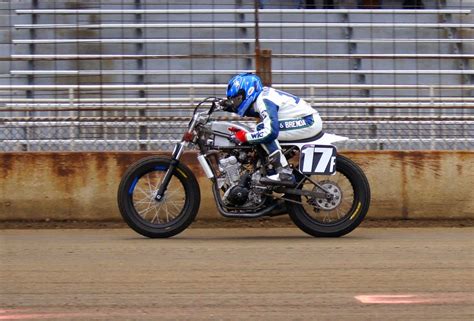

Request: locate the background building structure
(0, 0), (472, 151)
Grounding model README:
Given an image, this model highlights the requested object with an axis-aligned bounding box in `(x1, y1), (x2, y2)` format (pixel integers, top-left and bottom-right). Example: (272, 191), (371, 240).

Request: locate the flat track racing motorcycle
(117, 98), (371, 238)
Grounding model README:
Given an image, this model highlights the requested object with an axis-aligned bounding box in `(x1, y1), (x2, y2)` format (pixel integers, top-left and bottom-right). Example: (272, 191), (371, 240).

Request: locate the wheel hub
(311, 181), (343, 210)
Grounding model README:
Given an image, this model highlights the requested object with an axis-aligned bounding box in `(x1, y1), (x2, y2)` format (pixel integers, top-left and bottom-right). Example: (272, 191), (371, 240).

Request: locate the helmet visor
(228, 88), (246, 111)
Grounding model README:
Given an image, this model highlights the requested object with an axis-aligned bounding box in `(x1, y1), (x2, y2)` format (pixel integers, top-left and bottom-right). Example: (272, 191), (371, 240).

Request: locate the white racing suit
(243, 87), (323, 160)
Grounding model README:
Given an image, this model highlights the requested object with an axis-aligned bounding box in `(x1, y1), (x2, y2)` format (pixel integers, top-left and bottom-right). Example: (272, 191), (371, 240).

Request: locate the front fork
(155, 142), (186, 201)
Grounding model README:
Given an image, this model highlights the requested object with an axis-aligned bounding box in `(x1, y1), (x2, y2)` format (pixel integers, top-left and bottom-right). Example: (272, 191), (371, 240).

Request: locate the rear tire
(117, 156), (200, 238)
(286, 155), (370, 237)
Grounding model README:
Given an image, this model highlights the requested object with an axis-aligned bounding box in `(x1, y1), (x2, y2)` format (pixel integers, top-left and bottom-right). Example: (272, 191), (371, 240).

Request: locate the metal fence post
(256, 49), (272, 86)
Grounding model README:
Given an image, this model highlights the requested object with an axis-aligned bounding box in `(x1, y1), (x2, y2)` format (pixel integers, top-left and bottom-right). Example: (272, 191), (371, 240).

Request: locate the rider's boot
(260, 150), (296, 186)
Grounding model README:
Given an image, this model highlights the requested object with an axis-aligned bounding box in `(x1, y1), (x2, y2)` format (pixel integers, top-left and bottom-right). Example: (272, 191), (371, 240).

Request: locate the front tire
(286, 155), (370, 237)
(117, 156), (200, 238)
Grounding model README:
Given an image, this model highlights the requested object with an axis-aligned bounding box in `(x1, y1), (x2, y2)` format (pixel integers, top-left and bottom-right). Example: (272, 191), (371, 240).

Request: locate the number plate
(299, 145), (337, 175)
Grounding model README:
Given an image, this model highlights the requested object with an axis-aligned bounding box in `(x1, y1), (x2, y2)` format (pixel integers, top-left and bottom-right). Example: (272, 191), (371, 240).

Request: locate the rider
(222, 73), (323, 185)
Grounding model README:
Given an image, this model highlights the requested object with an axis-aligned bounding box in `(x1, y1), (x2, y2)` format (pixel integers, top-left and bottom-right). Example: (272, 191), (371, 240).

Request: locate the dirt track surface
(1, 228), (473, 320)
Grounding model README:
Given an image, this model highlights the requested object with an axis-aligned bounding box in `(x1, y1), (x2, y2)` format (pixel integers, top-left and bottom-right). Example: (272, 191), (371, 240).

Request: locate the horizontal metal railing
(3, 116), (473, 123)
(9, 69), (474, 75)
(4, 102), (472, 109)
(14, 22), (474, 29)
(1, 96), (473, 102)
(8, 53), (474, 60)
(6, 51), (474, 61)
(15, 9), (471, 15)
(1, 97), (473, 103)
(9, 37), (474, 48)
(2, 84), (473, 90)
(12, 39), (474, 45)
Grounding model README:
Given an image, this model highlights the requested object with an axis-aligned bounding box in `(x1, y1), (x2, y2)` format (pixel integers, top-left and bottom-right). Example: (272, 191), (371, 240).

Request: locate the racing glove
(228, 127), (248, 144)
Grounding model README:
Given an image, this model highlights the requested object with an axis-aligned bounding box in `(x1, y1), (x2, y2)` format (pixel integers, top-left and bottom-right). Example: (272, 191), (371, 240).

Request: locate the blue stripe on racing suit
(246, 98), (280, 144)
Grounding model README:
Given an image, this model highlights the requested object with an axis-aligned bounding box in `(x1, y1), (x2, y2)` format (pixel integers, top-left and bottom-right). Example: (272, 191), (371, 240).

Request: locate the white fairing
(280, 132), (349, 150)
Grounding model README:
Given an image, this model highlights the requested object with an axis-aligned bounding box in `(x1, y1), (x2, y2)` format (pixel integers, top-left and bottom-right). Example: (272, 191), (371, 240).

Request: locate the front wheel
(117, 156), (200, 238)
(286, 155), (370, 237)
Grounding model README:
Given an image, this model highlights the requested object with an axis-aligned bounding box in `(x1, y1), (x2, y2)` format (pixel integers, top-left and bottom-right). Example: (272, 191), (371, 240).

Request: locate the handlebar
(192, 97), (226, 116)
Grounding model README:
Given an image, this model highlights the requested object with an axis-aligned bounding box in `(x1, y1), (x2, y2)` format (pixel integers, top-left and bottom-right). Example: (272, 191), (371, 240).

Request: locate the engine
(218, 156), (248, 206)
(218, 154), (266, 207)
(219, 156), (241, 187)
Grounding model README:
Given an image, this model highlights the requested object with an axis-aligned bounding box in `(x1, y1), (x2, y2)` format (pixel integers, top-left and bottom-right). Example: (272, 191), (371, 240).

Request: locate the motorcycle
(117, 97), (370, 238)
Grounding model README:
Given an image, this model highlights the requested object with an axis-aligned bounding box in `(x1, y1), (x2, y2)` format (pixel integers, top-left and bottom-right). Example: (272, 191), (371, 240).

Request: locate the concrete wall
(0, 151), (473, 221)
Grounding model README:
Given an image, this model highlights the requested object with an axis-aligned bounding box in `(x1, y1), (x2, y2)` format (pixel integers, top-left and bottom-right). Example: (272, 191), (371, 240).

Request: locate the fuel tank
(210, 121), (253, 147)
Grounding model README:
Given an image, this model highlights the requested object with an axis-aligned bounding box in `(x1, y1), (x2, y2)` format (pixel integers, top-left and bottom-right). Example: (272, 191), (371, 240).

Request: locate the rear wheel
(117, 157), (200, 238)
(286, 155), (370, 237)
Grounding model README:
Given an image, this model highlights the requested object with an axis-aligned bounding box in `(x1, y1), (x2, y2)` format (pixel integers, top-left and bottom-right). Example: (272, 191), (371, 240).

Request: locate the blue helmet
(226, 73), (263, 116)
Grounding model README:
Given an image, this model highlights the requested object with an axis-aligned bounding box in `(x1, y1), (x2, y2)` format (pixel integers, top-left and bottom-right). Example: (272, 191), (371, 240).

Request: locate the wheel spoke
(151, 199), (167, 223)
(134, 198), (153, 205)
(167, 200), (184, 212)
(340, 198), (354, 208)
(335, 206), (343, 220)
(134, 186), (150, 197)
(165, 188), (180, 198)
(138, 202), (158, 219)
(146, 175), (153, 195)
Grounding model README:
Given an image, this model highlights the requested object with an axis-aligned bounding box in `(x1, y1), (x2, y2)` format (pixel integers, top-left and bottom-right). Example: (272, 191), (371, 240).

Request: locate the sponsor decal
(251, 132), (264, 139)
(247, 86), (255, 96)
(280, 119), (307, 129)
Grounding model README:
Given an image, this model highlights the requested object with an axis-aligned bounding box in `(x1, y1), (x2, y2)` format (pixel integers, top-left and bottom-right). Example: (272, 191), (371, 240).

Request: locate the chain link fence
(1, 0), (473, 151)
